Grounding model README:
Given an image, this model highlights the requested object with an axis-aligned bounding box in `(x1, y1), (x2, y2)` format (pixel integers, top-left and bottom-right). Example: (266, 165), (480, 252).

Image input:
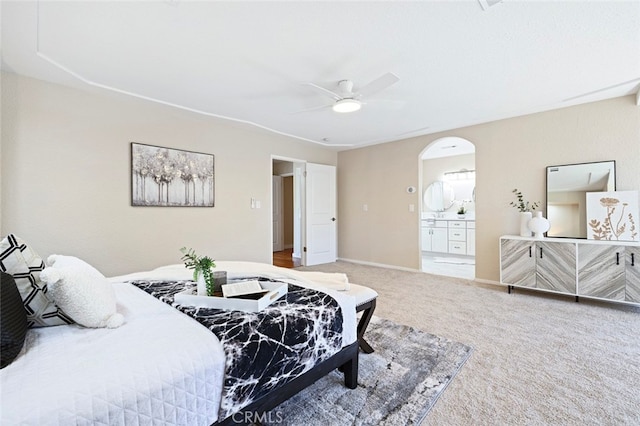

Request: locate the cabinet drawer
(467, 221), (475, 229)
(448, 229), (466, 241)
(449, 241), (466, 254)
(448, 221), (466, 228)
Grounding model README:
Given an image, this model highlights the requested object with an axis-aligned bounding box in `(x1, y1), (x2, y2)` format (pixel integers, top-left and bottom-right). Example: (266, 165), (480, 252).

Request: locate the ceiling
(2, 1), (639, 151)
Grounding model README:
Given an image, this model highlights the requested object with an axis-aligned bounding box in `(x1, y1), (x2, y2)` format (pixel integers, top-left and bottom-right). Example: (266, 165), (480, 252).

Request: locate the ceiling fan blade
(303, 82), (342, 101)
(291, 103), (333, 114)
(356, 72), (400, 98)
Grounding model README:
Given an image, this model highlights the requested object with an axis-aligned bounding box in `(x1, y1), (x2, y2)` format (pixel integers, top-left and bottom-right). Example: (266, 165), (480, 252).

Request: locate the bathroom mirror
(424, 181), (455, 212)
(546, 160), (616, 238)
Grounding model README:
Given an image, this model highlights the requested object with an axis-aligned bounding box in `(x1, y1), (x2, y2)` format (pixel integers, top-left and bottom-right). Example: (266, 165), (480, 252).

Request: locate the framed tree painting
(586, 190), (638, 241)
(131, 142), (215, 207)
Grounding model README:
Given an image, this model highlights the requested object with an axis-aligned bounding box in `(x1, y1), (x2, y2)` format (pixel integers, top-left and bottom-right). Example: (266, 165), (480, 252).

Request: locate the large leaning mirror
(424, 180), (455, 212)
(546, 160), (616, 238)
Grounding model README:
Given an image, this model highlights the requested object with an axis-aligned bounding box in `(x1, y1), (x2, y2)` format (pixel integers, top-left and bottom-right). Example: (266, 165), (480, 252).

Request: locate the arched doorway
(419, 137), (476, 279)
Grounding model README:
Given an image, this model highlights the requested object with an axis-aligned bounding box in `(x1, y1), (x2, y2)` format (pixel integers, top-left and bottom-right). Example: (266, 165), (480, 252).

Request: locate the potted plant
(180, 247), (216, 296)
(510, 189), (540, 237)
(457, 205), (467, 218)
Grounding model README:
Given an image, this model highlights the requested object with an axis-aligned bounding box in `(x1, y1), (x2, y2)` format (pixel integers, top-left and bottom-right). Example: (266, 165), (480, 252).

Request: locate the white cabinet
(431, 228), (448, 252)
(422, 219), (475, 255)
(500, 235), (640, 306)
(421, 220), (448, 253)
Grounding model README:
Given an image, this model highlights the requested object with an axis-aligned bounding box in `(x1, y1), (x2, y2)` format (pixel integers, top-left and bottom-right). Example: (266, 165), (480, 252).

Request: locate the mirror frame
(546, 160), (616, 239)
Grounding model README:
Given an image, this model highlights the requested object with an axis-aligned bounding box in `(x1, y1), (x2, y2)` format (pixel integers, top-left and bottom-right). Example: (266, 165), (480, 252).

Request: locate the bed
(0, 260), (359, 425)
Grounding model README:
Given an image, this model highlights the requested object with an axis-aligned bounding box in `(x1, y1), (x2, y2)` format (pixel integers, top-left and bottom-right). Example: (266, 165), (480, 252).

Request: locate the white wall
(338, 95), (640, 281)
(1, 72), (337, 276)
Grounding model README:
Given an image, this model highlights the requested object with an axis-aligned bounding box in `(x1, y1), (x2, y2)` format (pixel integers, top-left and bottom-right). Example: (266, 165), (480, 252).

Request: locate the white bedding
(0, 262), (357, 425)
(0, 282), (225, 426)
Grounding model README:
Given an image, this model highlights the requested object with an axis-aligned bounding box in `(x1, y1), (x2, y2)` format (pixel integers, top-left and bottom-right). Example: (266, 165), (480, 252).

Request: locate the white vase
(196, 273), (207, 296)
(520, 212), (533, 237)
(528, 211), (550, 239)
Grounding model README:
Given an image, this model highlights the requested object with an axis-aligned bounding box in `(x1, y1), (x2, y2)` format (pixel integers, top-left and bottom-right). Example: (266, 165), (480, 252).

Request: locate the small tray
(174, 281), (288, 312)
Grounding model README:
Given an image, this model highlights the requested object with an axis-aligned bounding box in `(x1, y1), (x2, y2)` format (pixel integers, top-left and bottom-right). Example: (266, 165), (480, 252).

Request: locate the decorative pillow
(40, 255), (124, 328)
(1, 272), (28, 368)
(0, 234), (74, 327)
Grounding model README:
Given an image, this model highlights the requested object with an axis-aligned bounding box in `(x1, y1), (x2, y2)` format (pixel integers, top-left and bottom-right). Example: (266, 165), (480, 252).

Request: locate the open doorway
(420, 137), (476, 279)
(272, 159), (303, 268)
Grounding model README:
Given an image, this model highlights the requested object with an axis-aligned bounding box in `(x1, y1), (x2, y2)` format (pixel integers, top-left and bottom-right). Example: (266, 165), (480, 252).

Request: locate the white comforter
(0, 262), (357, 425)
(0, 282), (225, 426)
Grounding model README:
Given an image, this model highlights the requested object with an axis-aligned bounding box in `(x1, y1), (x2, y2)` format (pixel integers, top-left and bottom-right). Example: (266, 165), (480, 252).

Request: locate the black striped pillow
(0, 234), (74, 327)
(1, 271), (28, 368)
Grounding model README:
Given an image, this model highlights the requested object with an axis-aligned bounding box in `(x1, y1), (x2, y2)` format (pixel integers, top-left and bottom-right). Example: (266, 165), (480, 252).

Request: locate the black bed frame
(215, 341), (359, 425)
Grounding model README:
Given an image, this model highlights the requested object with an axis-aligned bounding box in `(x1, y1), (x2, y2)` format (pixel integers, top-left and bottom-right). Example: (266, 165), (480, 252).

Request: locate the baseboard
(338, 257), (501, 285)
(336, 257), (421, 273)
(473, 277), (501, 286)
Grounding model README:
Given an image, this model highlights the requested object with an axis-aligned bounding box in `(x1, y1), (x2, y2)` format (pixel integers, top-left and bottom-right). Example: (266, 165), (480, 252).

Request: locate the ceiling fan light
(333, 99), (361, 113)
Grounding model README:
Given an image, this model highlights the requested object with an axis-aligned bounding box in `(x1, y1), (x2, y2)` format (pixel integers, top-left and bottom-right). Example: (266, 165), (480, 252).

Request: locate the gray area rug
(265, 316), (473, 426)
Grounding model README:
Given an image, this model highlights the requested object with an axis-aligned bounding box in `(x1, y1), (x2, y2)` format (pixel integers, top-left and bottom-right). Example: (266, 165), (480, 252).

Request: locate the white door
(304, 163), (337, 265)
(272, 175), (284, 252)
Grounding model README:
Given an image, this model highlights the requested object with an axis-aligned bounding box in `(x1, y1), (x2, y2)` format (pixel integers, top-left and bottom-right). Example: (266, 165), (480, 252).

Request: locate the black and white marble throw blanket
(129, 277), (343, 420)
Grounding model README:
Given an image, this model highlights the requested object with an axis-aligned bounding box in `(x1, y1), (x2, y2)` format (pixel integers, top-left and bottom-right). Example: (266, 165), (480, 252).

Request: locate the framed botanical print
(586, 190), (638, 241)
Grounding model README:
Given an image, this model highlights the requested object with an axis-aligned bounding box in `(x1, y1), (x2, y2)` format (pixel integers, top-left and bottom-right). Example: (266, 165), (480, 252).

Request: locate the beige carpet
(296, 261), (640, 426)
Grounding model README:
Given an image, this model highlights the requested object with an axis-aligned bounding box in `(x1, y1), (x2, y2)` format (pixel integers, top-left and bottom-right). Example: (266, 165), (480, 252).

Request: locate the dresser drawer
(466, 221), (475, 229)
(448, 221), (466, 228)
(448, 229), (466, 241)
(449, 241), (467, 254)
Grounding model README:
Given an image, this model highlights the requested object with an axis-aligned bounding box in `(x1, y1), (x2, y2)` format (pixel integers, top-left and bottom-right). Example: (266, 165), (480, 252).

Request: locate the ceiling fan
(298, 72), (400, 113)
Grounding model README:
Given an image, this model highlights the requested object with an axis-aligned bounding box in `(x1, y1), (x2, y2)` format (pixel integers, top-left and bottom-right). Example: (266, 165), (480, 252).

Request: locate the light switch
(363, 204), (368, 212)
(255, 200), (261, 209)
(409, 204), (415, 212)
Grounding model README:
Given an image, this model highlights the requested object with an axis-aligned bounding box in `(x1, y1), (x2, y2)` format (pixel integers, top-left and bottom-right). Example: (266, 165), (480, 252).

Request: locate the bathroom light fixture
(332, 99), (361, 113)
(444, 169), (476, 181)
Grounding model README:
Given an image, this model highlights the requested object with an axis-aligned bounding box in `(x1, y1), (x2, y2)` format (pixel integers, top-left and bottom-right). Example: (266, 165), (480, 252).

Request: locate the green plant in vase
(510, 189), (541, 237)
(180, 247), (216, 296)
(509, 189), (540, 212)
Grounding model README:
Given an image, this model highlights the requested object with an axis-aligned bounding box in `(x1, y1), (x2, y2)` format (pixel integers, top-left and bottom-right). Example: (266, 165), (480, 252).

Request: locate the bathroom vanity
(421, 217), (475, 256)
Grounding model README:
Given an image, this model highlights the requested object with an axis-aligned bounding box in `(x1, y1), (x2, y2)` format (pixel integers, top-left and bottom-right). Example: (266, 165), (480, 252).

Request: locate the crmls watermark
(231, 410), (284, 424)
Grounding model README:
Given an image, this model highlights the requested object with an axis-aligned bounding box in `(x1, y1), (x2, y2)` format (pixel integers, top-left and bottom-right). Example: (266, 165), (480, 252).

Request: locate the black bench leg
(357, 299), (376, 354)
(342, 352), (359, 389)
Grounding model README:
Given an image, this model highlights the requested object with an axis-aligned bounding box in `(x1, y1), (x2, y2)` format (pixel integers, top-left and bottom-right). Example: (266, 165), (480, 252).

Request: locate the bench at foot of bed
(216, 340), (359, 425)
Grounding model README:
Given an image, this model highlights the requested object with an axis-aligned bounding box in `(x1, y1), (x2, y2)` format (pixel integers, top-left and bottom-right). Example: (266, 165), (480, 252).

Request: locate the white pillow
(39, 255), (124, 328)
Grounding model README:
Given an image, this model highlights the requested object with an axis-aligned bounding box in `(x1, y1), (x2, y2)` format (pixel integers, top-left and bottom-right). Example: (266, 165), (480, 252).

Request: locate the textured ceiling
(2, 1), (639, 150)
